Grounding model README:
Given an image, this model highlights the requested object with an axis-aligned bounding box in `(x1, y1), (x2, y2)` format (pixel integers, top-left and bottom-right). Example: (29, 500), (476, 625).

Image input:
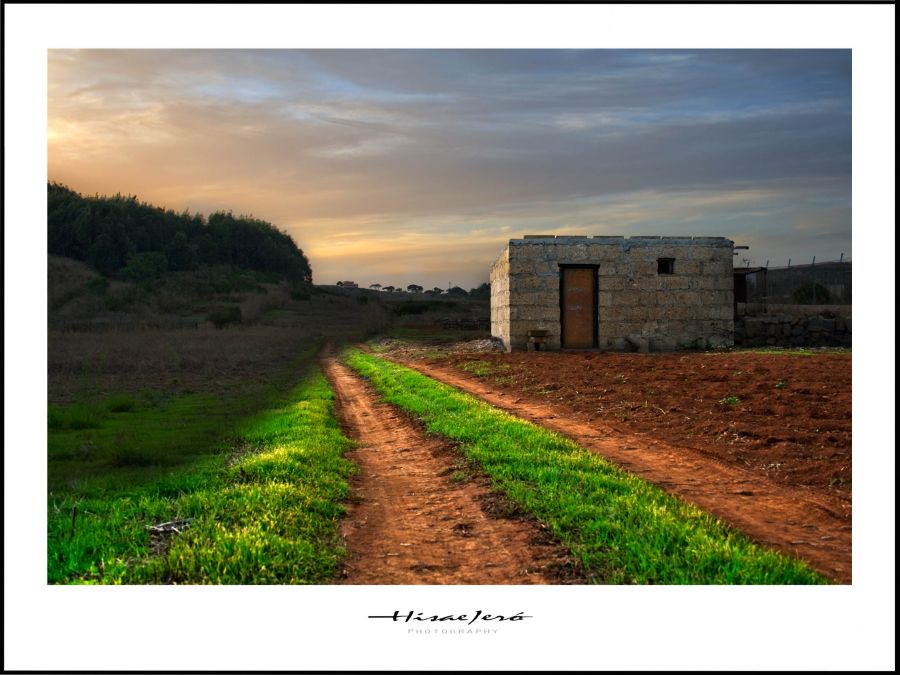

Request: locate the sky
(48, 49), (852, 289)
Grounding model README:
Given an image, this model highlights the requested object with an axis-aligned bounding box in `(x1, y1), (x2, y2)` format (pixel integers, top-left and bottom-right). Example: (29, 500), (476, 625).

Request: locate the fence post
(811, 257), (816, 304)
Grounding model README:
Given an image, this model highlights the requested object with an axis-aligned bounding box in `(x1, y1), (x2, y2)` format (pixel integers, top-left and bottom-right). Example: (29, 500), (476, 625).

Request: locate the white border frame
(5, 4), (895, 671)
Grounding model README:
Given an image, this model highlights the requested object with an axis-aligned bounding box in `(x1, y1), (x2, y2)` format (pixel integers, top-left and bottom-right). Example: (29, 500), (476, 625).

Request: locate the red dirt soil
(390, 350), (851, 583)
(442, 351), (852, 494)
(322, 353), (575, 584)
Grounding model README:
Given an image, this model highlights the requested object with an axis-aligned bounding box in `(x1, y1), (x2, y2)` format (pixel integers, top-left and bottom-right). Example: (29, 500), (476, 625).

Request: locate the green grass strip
(49, 363), (354, 584)
(346, 349), (826, 584)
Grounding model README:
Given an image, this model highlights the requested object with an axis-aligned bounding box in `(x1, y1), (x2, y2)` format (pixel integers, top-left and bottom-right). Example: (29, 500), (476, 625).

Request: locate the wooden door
(561, 267), (597, 349)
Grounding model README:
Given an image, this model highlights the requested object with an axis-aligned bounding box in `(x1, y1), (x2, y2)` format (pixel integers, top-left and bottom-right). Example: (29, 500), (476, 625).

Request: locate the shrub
(207, 305), (242, 328)
(86, 276), (110, 293)
(105, 395), (137, 413)
(48, 405), (103, 430)
(792, 282), (832, 305)
(103, 286), (143, 312)
(121, 252), (168, 283)
(394, 301), (440, 316)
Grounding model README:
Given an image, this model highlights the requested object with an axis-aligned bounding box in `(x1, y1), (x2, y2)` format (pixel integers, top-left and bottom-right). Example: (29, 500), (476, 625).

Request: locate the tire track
(322, 351), (572, 584)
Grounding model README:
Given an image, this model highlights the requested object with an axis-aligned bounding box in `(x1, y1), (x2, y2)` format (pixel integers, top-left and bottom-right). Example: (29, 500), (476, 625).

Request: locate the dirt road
(321, 352), (572, 584)
(395, 359), (852, 584)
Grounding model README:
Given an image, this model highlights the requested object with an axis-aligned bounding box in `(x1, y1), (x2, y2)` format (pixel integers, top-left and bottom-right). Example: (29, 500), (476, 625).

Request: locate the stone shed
(490, 235), (735, 352)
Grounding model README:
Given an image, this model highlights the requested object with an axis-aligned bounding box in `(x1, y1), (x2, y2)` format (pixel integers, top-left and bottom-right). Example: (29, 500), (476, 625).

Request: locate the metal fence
(735, 260), (851, 305)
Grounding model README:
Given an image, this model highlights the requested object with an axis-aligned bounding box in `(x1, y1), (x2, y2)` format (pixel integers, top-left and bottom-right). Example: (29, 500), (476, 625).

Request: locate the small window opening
(657, 258), (675, 274)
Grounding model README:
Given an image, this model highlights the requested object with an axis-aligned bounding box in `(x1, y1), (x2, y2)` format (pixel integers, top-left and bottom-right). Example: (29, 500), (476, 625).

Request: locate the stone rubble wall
(734, 304), (851, 347)
(490, 235), (734, 352)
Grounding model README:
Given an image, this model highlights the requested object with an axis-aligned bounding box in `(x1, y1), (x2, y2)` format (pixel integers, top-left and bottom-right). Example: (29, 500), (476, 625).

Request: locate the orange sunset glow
(48, 49), (852, 288)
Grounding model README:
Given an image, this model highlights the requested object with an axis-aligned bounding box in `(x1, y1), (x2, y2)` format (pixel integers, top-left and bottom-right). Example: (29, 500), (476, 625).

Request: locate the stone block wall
(490, 235), (735, 352)
(489, 245), (511, 347)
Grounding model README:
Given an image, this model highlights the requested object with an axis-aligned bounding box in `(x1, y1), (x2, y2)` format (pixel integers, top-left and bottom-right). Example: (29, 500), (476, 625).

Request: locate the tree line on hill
(47, 182), (312, 286)
(362, 282), (490, 298)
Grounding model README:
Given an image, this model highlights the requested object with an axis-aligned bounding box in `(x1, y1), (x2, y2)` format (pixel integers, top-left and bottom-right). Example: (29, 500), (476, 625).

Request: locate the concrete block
(701, 261), (728, 276)
(587, 243), (622, 260)
(533, 260), (558, 276)
(509, 258), (533, 275)
(656, 292), (676, 306)
(512, 274), (547, 291)
(517, 245), (545, 261)
(659, 276), (690, 291)
(634, 261), (657, 275)
(613, 290), (641, 306)
(559, 243), (590, 261)
(542, 244), (559, 261)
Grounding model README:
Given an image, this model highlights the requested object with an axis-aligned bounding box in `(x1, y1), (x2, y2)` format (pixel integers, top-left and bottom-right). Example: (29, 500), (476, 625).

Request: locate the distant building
(337, 280), (359, 288)
(490, 235), (735, 352)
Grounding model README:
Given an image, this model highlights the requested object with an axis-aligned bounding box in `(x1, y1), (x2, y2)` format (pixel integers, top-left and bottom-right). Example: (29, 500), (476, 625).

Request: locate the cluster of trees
(364, 282), (490, 298)
(47, 182), (312, 285)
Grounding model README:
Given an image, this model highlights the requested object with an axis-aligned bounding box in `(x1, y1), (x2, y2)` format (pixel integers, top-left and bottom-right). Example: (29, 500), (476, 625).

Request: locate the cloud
(48, 49), (851, 288)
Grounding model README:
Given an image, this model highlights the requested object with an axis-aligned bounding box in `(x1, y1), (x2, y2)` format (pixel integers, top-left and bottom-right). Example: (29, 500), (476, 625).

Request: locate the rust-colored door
(561, 267), (597, 349)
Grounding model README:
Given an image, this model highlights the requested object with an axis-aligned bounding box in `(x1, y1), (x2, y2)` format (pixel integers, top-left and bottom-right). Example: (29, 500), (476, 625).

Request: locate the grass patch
(458, 360), (507, 377)
(345, 349), (825, 585)
(105, 394), (138, 413)
(48, 404), (104, 431)
(388, 325), (486, 344)
(48, 392), (243, 480)
(49, 346), (354, 584)
(458, 360), (511, 377)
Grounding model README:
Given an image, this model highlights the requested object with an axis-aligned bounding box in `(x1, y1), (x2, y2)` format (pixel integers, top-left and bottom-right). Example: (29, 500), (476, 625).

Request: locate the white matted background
(4, 3), (895, 671)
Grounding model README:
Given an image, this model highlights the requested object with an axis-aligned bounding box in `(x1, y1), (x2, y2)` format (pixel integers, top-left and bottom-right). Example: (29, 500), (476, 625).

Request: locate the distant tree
(383, 285), (395, 293)
(407, 284), (423, 293)
(165, 231), (197, 271)
(369, 283), (382, 290)
(86, 233), (125, 275)
(469, 282), (490, 299)
(447, 286), (469, 297)
(336, 281), (344, 286)
(194, 233), (216, 264)
(432, 287), (444, 295)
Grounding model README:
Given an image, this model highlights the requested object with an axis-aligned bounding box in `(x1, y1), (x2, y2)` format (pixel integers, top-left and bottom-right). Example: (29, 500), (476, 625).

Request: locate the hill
(48, 182), (312, 286)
